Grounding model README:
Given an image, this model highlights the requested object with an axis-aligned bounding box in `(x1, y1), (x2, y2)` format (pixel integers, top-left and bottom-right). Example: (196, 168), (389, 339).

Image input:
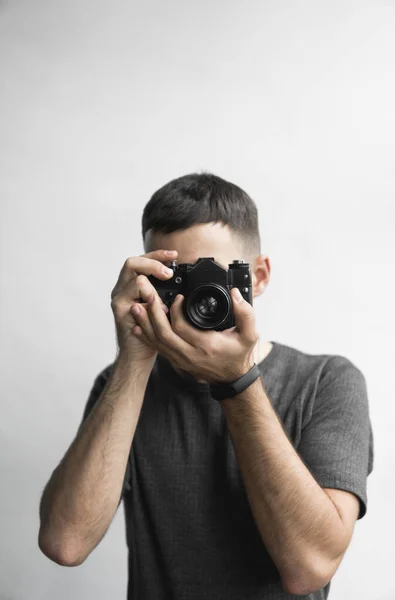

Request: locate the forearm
(220, 377), (347, 595)
(39, 355), (152, 565)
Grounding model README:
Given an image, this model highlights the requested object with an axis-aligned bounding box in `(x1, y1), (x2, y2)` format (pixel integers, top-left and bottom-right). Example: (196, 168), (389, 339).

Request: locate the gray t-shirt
(82, 340), (374, 600)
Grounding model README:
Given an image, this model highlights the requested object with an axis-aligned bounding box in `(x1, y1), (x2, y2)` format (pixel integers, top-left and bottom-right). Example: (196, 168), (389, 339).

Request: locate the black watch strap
(210, 363), (262, 401)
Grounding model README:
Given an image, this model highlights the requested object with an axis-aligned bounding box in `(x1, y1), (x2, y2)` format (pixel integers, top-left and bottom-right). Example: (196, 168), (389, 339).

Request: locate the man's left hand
(130, 287), (259, 383)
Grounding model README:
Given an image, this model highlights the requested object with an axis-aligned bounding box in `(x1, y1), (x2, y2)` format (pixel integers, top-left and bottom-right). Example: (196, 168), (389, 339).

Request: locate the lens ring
(186, 284), (231, 329)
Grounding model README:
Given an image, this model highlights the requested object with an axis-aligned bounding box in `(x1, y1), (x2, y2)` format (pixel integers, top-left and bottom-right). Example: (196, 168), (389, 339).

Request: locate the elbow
(38, 528), (87, 567)
(281, 562), (334, 596)
(282, 574), (330, 597)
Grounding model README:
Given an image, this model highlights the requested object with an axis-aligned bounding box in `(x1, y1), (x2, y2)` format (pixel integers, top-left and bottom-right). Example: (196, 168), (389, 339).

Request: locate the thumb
(231, 287), (257, 344)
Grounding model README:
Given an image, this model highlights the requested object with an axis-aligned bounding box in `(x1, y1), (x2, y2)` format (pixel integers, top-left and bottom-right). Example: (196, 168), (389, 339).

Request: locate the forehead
(144, 223), (246, 267)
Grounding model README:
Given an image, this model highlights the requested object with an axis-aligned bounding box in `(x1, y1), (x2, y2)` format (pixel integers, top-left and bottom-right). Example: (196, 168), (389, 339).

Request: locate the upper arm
(323, 487), (360, 547)
(295, 356), (374, 588)
(298, 356), (374, 521)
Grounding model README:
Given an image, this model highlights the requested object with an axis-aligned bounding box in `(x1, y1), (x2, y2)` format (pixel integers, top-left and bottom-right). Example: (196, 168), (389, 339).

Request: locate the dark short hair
(142, 171), (261, 255)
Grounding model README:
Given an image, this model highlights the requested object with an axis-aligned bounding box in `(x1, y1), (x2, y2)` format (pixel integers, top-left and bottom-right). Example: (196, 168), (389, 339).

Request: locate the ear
(251, 254), (271, 299)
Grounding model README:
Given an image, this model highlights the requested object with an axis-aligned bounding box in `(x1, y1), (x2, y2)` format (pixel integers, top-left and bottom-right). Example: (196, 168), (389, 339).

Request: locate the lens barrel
(185, 284), (231, 330)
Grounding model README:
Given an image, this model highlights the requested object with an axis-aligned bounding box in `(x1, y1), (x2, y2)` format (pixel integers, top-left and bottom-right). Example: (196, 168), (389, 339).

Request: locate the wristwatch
(210, 363), (262, 401)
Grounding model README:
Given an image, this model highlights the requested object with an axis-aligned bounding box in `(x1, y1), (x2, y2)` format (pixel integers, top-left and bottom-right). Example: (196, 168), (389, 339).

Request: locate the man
(38, 172), (374, 599)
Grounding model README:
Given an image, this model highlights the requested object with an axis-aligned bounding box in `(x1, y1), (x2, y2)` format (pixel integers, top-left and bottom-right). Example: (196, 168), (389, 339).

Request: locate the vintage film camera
(148, 257), (253, 331)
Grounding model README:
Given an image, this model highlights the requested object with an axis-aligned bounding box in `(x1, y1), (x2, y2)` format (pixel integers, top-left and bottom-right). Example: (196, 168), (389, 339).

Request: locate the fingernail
(161, 303), (169, 313)
(131, 304), (140, 315)
(164, 250), (177, 256)
(162, 267), (173, 276)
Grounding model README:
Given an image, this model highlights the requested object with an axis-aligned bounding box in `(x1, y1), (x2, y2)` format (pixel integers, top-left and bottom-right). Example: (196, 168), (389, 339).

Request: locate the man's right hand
(110, 249), (177, 365)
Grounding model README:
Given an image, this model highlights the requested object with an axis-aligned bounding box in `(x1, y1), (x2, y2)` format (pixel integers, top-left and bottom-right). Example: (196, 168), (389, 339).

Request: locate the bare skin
(38, 249), (179, 565)
(144, 222), (272, 381)
(38, 223), (271, 565)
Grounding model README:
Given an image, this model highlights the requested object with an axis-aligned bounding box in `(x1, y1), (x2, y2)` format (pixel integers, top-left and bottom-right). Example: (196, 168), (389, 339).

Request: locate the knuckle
(135, 274), (147, 287)
(110, 293), (120, 309)
(125, 256), (136, 269)
(111, 299), (123, 318)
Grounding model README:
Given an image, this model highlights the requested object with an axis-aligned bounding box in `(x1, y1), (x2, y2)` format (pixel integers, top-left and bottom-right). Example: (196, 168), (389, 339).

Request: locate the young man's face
(144, 222), (270, 299)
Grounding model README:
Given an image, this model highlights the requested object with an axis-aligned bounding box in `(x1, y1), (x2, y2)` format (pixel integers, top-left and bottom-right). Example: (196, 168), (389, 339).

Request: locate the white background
(1, 1), (393, 599)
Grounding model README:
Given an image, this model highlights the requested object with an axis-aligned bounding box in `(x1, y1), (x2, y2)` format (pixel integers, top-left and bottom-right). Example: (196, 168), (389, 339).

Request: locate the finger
(119, 273), (161, 306)
(111, 250), (177, 299)
(147, 292), (193, 354)
(111, 273), (169, 330)
(131, 323), (151, 346)
(130, 303), (157, 343)
(170, 295), (214, 346)
(141, 249), (178, 260)
(130, 300), (169, 343)
(231, 287), (258, 345)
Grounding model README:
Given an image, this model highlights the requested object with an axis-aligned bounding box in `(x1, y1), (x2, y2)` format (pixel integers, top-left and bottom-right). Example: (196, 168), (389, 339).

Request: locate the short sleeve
(81, 365), (132, 498)
(298, 356), (374, 520)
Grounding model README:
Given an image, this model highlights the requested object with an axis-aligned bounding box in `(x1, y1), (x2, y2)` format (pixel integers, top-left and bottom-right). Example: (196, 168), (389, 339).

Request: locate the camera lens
(196, 295), (218, 318)
(186, 284), (230, 330)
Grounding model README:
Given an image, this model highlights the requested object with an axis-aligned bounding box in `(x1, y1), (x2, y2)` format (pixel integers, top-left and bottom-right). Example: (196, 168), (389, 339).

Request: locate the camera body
(148, 257), (253, 331)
